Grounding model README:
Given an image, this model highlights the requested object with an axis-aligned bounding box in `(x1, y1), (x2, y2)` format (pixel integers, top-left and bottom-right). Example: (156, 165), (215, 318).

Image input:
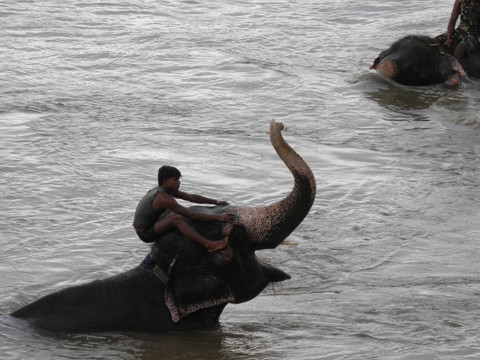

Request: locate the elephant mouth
(262, 240), (298, 282)
(257, 255), (291, 282)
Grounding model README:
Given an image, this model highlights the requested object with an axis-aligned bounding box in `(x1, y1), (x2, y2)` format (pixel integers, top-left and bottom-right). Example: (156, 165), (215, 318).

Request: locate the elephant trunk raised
(230, 121), (316, 251)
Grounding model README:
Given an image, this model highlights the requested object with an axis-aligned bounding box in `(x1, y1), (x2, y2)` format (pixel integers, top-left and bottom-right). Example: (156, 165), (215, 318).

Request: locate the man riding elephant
(10, 121), (317, 333)
(433, 0), (480, 63)
(371, 1), (480, 86)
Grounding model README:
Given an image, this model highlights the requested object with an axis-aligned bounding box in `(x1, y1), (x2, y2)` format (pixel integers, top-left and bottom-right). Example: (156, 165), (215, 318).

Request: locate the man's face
(163, 177), (180, 192)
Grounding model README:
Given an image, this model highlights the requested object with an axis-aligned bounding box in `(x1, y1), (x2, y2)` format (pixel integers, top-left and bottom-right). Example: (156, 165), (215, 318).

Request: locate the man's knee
(168, 214), (185, 227)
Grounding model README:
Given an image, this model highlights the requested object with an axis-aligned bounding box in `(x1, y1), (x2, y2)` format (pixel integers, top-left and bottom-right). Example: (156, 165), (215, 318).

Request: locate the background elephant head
(370, 35), (467, 86)
(11, 121), (316, 333)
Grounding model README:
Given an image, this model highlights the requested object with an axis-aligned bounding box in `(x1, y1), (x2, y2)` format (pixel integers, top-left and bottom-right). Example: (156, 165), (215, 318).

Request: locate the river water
(1, 0), (480, 359)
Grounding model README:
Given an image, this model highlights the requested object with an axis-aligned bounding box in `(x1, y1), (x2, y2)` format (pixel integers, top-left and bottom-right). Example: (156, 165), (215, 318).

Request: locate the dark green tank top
(132, 186), (167, 228)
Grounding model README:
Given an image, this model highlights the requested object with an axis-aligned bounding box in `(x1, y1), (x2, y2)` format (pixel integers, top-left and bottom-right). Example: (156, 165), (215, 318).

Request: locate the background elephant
(10, 120), (316, 333)
(370, 35), (479, 86)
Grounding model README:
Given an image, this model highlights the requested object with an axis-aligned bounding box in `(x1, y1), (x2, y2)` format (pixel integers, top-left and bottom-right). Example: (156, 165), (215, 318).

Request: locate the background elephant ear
(164, 259), (235, 323)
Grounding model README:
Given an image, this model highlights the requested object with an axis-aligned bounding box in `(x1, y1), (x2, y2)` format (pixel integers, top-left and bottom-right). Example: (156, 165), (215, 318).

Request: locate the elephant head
(11, 120), (316, 333)
(370, 35), (467, 86)
(151, 120), (316, 323)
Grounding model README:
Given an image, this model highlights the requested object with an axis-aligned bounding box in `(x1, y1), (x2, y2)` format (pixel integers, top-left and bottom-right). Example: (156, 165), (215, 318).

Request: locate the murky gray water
(1, 0), (480, 359)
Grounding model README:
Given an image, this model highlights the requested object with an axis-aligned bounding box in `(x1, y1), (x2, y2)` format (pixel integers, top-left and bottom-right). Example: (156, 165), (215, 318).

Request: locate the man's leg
(154, 215), (227, 252)
(454, 43), (468, 60)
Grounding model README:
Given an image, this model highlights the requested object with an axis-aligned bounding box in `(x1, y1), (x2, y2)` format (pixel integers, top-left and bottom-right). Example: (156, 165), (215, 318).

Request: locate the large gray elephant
(370, 35), (479, 86)
(10, 121), (316, 333)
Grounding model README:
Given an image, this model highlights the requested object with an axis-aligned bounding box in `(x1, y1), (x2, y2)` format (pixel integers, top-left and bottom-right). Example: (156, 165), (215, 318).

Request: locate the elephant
(369, 35), (480, 86)
(10, 120), (316, 333)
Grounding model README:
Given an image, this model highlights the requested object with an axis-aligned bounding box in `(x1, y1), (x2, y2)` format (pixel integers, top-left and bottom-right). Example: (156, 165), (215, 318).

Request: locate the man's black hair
(158, 165), (182, 186)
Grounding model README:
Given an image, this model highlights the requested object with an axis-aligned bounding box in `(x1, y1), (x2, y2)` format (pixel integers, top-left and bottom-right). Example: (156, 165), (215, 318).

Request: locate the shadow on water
(1, 314), (264, 360)
(353, 72), (471, 119)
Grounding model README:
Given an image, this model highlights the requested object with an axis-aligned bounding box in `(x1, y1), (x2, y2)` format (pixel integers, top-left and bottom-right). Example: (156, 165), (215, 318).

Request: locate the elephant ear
(164, 256), (235, 323)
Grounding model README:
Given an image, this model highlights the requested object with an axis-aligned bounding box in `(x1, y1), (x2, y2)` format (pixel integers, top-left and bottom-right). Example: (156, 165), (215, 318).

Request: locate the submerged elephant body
(11, 207), (283, 333)
(11, 121), (316, 333)
(370, 35), (479, 86)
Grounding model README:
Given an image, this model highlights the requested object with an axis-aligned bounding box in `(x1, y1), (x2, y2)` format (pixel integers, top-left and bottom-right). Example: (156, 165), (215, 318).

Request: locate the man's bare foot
(206, 237), (228, 252)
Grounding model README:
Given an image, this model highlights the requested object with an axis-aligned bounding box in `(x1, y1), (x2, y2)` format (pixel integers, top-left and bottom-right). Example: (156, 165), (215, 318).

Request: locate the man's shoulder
(152, 191), (175, 210)
(154, 190), (172, 200)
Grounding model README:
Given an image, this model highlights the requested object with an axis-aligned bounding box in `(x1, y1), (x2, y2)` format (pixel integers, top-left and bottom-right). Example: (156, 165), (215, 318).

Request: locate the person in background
(434, 0), (480, 61)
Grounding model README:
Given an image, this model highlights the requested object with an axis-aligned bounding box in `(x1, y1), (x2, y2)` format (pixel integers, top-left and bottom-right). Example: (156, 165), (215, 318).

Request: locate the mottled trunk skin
(227, 121), (316, 250)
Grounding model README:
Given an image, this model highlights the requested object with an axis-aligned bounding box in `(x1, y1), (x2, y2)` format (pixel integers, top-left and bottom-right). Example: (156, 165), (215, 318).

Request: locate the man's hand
(218, 213), (235, 223)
